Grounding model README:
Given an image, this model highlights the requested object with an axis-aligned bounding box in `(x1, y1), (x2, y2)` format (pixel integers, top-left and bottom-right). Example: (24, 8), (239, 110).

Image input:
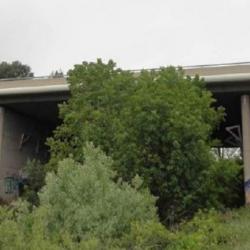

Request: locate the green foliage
(0, 144), (247, 249)
(47, 59), (224, 224)
(217, 207), (250, 250)
(166, 207), (250, 250)
(38, 142), (158, 243)
(207, 159), (244, 209)
(47, 59), (135, 169)
(168, 210), (228, 250)
(0, 61), (33, 78)
(0, 144), (170, 249)
(0, 201), (59, 250)
(21, 159), (46, 206)
(119, 221), (174, 249)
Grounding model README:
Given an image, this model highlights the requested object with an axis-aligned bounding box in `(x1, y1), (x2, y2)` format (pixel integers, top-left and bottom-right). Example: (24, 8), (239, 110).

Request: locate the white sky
(1, 0), (250, 76)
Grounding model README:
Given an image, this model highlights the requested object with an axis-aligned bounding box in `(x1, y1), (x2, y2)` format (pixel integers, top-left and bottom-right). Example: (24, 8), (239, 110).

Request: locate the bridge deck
(0, 63), (249, 147)
(0, 77), (67, 89)
(0, 63), (250, 95)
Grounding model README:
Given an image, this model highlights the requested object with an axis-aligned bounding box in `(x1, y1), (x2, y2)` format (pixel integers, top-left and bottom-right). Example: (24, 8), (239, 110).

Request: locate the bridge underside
(204, 78), (250, 148)
(0, 73), (250, 202)
(213, 92), (242, 148)
(4, 100), (61, 127)
(3, 95), (244, 148)
(0, 92), (66, 201)
(1, 88), (244, 150)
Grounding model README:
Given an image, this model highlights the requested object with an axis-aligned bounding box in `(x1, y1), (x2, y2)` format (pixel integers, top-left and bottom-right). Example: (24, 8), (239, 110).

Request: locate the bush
(168, 210), (227, 250)
(21, 159), (46, 206)
(0, 144), (172, 249)
(207, 159), (244, 209)
(0, 144), (246, 249)
(164, 207), (250, 250)
(0, 201), (60, 250)
(37, 143), (158, 243)
(119, 221), (174, 249)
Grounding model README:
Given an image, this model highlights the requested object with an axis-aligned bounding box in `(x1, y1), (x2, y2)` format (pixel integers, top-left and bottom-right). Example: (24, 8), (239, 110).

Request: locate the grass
(167, 207), (250, 250)
(218, 207), (250, 250)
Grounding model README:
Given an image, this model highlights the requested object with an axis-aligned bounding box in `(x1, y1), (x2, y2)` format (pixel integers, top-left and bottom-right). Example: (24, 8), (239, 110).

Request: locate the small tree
(0, 61), (33, 79)
(49, 69), (64, 78)
(38, 143), (158, 242)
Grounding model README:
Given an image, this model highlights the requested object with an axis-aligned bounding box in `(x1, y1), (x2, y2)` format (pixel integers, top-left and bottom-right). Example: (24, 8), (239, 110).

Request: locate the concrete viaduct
(0, 63), (250, 202)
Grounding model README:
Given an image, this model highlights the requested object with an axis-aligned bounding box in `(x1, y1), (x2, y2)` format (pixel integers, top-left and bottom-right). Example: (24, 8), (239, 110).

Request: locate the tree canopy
(49, 69), (64, 78)
(46, 59), (238, 224)
(0, 61), (34, 79)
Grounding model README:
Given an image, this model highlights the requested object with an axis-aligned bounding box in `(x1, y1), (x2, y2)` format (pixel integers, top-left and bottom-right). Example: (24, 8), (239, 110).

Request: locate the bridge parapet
(0, 77), (67, 90)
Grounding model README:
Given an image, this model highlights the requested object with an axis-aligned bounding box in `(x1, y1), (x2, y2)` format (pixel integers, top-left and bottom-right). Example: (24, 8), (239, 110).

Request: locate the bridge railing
(0, 75), (67, 82)
(1, 62), (250, 82)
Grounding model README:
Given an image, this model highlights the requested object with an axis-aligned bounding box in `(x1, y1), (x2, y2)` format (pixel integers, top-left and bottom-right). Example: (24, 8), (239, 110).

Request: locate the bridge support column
(241, 95), (250, 204)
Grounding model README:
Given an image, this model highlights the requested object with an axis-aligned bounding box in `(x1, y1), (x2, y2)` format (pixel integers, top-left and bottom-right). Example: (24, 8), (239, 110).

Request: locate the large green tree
(47, 59), (226, 224)
(0, 61), (34, 79)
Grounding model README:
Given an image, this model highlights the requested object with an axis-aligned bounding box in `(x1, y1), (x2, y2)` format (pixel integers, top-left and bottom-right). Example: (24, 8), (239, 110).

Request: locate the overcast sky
(1, 0), (250, 76)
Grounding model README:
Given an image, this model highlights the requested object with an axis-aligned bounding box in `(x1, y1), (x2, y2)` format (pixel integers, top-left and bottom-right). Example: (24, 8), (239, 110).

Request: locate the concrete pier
(0, 106), (50, 202)
(241, 95), (250, 203)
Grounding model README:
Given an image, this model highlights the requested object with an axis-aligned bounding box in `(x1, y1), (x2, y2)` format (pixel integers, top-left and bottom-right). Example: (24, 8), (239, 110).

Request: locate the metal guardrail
(129, 62), (250, 73)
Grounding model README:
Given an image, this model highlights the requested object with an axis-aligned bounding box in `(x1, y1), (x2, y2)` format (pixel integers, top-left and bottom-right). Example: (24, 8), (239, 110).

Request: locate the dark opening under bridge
(0, 62), (250, 202)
